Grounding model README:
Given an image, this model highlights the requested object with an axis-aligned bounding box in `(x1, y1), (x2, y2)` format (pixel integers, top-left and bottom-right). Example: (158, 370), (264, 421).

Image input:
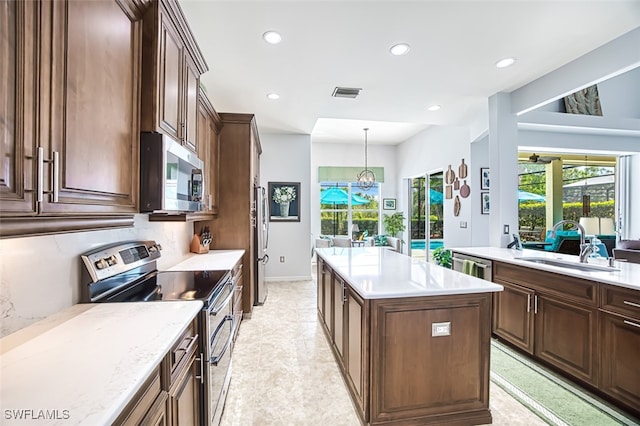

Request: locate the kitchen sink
(514, 257), (620, 272)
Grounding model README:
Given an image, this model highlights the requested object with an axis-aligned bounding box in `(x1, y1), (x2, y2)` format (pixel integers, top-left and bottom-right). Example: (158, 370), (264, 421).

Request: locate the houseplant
(432, 247), (452, 268)
(273, 186), (296, 217)
(382, 212), (406, 238)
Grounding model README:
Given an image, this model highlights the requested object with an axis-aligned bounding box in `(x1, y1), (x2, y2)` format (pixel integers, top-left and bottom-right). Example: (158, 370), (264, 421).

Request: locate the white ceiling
(180, 1), (640, 145)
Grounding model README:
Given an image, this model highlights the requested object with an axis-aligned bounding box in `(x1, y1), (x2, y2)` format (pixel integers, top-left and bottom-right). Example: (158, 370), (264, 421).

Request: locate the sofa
(613, 239), (640, 264)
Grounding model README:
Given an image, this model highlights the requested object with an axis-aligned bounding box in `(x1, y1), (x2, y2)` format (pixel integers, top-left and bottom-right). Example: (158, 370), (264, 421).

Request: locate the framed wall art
(480, 168), (490, 190)
(269, 182), (300, 222)
(481, 192), (490, 215)
(382, 198), (396, 210)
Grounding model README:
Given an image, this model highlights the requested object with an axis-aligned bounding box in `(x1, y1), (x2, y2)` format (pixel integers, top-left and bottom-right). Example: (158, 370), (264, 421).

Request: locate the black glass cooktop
(98, 270), (230, 305)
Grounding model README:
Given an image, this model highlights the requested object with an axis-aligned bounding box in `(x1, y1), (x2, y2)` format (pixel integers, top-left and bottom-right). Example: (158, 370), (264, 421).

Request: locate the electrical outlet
(460, 221), (467, 228)
(431, 322), (451, 337)
(503, 224), (510, 234)
(279, 256), (285, 263)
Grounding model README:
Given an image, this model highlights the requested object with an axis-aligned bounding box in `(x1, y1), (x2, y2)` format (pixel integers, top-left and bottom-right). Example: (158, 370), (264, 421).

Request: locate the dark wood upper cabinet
(0, 0), (38, 216)
(1, 0), (142, 237)
(196, 88), (221, 214)
(140, 0), (207, 154)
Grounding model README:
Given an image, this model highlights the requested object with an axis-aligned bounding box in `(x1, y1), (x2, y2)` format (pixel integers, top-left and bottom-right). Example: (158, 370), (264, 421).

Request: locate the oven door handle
(209, 315), (233, 365)
(210, 283), (234, 315)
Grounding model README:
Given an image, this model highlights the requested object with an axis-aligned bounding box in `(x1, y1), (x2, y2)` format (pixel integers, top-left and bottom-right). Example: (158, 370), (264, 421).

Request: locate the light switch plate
(460, 221), (467, 228)
(431, 321), (451, 337)
(503, 224), (510, 234)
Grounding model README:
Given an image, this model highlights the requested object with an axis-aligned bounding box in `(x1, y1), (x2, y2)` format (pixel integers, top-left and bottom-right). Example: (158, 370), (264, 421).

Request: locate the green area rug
(490, 340), (640, 426)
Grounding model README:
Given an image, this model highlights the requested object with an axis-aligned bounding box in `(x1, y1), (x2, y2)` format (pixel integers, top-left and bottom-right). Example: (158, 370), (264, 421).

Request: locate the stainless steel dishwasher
(451, 252), (493, 281)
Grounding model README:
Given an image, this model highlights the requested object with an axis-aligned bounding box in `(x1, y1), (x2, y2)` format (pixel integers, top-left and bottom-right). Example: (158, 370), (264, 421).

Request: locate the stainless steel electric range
(80, 240), (235, 425)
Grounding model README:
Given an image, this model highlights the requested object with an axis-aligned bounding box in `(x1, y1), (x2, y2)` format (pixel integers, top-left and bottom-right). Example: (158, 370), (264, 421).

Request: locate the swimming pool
(411, 239), (443, 250)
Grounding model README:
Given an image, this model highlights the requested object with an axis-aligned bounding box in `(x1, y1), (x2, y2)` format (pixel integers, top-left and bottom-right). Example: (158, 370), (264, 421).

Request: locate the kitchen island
(315, 247), (503, 425)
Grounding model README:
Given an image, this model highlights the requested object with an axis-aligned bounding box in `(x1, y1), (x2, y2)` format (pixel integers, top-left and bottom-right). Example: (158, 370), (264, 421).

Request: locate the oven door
(205, 279), (235, 425)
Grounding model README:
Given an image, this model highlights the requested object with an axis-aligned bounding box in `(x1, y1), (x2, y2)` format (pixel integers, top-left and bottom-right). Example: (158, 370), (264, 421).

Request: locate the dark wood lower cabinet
(534, 295), (598, 386)
(317, 257), (493, 425)
(169, 353), (201, 425)
(600, 312), (640, 417)
(492, 280), (534, 354)
(491, 259), (640, 418)
(370, 295), (492, 425)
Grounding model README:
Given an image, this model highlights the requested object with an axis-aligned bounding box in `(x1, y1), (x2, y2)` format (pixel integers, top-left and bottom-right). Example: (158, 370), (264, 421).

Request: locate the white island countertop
(316, 247), (503, 299)
(0, 301), (202, 425)
(449, 247), (640, 292)
(166, 249), (245, 271)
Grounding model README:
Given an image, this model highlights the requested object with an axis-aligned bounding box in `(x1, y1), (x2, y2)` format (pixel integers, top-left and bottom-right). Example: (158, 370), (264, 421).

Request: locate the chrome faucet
(550, 220), (591, 263)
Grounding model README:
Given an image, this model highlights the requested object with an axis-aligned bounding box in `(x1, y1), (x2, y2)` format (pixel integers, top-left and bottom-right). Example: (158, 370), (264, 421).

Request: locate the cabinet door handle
(623, 300), (640, 309)
(52, 151), (59, 202)
(342, 283), (346, 303)
(534, 295), (538, 314)
(195, 354), (204, 384)
(37, 147), (44, 202)
(623, 320), (640, 329)
(527, 294), (531, 313)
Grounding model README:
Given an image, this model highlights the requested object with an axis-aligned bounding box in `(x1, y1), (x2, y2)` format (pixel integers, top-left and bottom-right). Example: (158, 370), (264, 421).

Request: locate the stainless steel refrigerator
(254, 185), (269, 305)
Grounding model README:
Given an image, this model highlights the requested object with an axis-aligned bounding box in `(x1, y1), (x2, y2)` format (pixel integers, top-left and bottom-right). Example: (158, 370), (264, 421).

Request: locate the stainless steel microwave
(140, 132), (204, 213)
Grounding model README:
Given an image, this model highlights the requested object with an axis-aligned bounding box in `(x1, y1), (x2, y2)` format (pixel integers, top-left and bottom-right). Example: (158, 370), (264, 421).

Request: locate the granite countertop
(449, 247), (640, 291)
(0, 301), (203, 425)
(166, 249), (245, 271)
(315, 247), (503, 299)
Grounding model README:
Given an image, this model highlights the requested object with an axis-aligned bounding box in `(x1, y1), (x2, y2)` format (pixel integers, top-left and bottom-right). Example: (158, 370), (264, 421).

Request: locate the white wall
(311, 142), (397, 238)
(470, 134), (490, 246)
(260, 134), (312, 281)
(0, 216), (194, 337)
(396, 125), (472, 249)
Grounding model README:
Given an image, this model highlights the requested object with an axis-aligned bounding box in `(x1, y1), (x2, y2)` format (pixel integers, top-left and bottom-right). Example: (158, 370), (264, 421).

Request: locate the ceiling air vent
(332, 87), (362, 99)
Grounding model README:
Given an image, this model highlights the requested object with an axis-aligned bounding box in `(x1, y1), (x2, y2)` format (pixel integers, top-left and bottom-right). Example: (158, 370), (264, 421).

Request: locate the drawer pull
(623, 320), (640, 329)
(623, 300), (640, 309)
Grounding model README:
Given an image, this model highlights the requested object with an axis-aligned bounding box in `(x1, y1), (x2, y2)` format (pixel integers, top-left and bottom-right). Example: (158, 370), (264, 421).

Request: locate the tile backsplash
(0, 215), (194, 338)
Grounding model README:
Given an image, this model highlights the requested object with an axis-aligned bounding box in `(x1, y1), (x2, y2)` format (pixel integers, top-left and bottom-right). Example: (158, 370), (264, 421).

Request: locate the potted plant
(432, 247), (452, 268)
(383, 212), (406, 238)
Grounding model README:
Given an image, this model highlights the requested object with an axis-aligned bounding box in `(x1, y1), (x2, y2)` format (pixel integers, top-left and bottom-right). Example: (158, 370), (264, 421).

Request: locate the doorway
(409, 171), (444, 260)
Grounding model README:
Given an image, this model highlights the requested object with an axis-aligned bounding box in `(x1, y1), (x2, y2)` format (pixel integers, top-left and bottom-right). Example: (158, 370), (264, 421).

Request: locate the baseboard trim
(265, 276), (312, 282)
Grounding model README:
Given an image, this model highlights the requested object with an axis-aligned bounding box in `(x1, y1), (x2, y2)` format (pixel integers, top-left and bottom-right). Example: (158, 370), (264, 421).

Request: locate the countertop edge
(449, 247), (640, 291)
(316, 248), (503, 299)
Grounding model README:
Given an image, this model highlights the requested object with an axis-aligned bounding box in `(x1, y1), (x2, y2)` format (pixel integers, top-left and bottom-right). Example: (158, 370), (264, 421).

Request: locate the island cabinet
(317, 256), (493, 425)
(140, 0), (208, 154)
(599, 285), (640, 417)
(1, 0), (142, 237)
(492, 261), (599, 386)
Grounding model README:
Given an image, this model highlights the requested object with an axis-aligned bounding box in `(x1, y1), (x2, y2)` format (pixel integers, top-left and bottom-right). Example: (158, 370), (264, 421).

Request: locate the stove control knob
(106, 255), (117, 266)
(95, 259), (109, 270)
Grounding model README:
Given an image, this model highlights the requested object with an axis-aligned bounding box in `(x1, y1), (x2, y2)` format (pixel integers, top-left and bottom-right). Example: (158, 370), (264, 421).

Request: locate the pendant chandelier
(356, 127), (375, 190)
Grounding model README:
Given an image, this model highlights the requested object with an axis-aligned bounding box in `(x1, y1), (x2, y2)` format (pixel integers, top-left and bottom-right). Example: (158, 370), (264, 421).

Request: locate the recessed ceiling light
(262, 31), (282, 45)
(389, 43), (410, 56)
(495, 57), (516, 68)
(266, 93), (280, 100)
(427, 105), (441, 111)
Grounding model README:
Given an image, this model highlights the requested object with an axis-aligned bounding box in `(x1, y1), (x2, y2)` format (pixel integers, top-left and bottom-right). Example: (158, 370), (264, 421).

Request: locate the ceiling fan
(523, 153), (561, 164)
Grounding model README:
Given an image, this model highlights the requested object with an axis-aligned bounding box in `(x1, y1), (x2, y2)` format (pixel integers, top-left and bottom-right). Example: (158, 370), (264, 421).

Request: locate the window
(517, 154), (616, 241)
(320, 182), (379, 238)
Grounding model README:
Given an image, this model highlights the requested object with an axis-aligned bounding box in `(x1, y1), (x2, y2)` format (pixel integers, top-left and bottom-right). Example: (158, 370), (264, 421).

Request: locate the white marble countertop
(166, 249), (245, 271)
(0, 301), (202, 425)
(449, 247), (640, 291)
(315, 247), (503, 299)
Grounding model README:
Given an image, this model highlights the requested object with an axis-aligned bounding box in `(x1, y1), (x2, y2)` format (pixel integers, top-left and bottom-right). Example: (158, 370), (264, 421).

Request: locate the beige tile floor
(221, 278), (546, 426)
